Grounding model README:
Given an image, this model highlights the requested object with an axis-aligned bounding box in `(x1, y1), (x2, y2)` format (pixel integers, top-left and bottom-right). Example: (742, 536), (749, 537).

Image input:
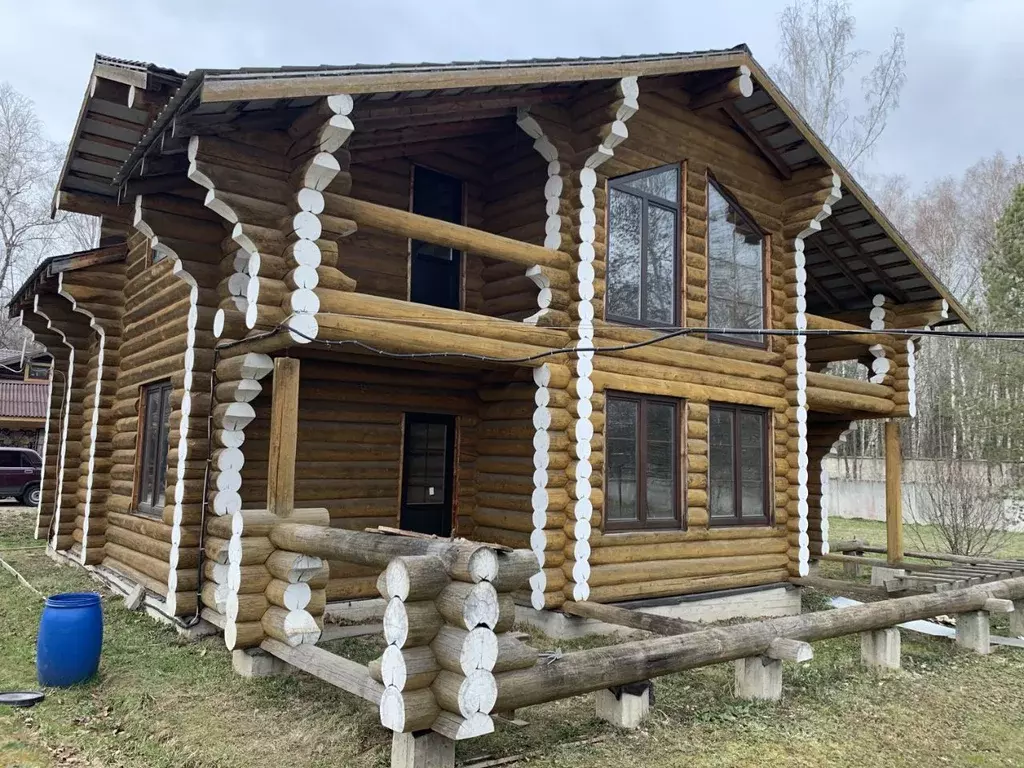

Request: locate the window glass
(606, 165), (680, 325)
(137, 381), (172, 516)
(708, 181), (765, 343)
(606, 398), (639, 522)
(0, 452), (20, 468)
(404, 422), (448, 505)
(605, 394), (681, 530)
(709, 405), (770, 525)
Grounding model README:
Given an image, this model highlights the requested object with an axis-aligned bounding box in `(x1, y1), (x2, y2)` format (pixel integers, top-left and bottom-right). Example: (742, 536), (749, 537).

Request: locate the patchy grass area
(2, 506), (1024, 767)
(828, 516), (1024, 559)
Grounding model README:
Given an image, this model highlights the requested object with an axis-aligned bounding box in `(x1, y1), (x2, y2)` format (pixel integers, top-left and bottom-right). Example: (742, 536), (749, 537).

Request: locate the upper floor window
(707, 178), (765, 345)
(136, 380), (172, 517)
(410, 166), (463, 310)
(605, 392), (682, 531)
(606, 165), (680, 326)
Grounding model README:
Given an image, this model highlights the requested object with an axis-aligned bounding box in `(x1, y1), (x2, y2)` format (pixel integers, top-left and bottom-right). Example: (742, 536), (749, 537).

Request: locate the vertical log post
(885, 420), (903, 565)
(267, 357), (300, 517)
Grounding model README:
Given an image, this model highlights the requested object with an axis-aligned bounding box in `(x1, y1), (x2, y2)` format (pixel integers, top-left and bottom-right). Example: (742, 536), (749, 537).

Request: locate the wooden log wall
(58, 263), (126, 565)
(102, 194), (222, 616)
(238, 357), (483, 605)
(19, 317), (71, 542)
(31, 295), (90, 553)
(804, 417), (854, 558)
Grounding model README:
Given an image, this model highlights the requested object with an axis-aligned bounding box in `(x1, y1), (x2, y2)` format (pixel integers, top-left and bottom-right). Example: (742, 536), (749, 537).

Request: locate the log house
(11, 48), (969, 639)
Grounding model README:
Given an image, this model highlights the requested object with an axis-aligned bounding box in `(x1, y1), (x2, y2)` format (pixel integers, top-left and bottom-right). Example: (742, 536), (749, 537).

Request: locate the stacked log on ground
(58, 262), (126, 565)
(32, 294), (90, 552)
(19, 316), (72, 541)
(132, 192), (223, 615)
(238, 356), (482, 602)
(270, 523), (537, 740)
(207, 352), (275, 647)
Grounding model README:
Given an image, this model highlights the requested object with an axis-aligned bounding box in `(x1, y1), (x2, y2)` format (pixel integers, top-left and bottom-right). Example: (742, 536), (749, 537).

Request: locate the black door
(400, 413), (456, 536)
(410, 166), (463, 309)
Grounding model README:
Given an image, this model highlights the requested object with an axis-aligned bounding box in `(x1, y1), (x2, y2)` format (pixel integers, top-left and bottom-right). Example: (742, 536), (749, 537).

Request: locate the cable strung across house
(215, 319), (1024, 365)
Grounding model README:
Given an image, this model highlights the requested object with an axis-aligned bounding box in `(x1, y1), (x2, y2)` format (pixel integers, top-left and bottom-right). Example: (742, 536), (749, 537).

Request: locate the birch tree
(773, 0), (906, 169)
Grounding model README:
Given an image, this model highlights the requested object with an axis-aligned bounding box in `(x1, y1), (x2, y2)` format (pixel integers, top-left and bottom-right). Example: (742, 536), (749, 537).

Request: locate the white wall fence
(823, 456), (1024, 532)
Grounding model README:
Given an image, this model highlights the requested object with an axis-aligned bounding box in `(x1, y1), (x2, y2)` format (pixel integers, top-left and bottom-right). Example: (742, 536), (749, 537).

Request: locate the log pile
(58, 263), (126, 565)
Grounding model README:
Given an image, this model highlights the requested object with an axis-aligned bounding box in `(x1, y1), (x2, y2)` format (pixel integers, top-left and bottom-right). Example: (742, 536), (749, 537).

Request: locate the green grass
(2, 506), (1024, 767)
(827, 516), (1024, 559)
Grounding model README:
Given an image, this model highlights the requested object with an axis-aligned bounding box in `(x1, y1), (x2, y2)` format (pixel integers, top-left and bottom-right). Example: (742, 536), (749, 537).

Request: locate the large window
(606, 165), (680, 326)
(136, 380), (172, 517)
(707, 178), (765, 344)
(708, 404), (770, 526)
(605, 393), (681, 531)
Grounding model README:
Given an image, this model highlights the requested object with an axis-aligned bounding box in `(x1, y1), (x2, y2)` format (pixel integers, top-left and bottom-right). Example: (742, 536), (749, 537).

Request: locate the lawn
(2, 506), (1024, 767)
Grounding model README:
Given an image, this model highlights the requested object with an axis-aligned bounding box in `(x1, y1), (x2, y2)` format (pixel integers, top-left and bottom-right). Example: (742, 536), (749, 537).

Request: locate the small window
(136, 380), (173, 517)
(707, 178), (765, 345)
(21, 451), (41, 467)
(410, 166), (463, 310)
(606, 165), (680, 326)
(708, 404), (771, 526)
(0, 452), (21, 468)
(605, 393), (682, 531)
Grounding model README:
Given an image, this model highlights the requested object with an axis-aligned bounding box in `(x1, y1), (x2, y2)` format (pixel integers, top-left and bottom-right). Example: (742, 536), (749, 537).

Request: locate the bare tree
(908, 459), (1019, 556)
(62, 212), (100, 252)
(0, 82), (64, 297)
(773, 0), (906, 169)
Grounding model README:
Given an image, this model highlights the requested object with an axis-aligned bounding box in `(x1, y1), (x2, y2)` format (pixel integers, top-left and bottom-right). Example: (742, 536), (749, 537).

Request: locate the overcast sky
(2, 0), (1021, 187)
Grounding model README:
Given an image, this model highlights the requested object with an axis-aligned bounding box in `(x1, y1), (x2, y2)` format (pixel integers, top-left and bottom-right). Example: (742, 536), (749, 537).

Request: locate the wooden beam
(323, 195), (567, 269)
(494, 576), (1024, 712)
(826, 218), (911, 303)
(347, 117), (512, 151)
(266, 357), (300, 517)
(562, 600), (702, 634)
(54, 190), (131, 221)
(809, 240), (873, 301)
(355, 88), (572, 120)
(721, 102), (792, 179)
(261, 639), (384, 704)
(803, 269), (841, 312)
(686, 66), (754, 111)
(885, 420), (903, 564)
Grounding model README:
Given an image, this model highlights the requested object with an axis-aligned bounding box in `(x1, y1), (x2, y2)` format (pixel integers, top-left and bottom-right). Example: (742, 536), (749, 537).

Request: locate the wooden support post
(734, 656), (783, 701)
(267, 357), (300, 516)
(1011, 600), (1024, 637)
(860, 628), (900, 670)
(885, 420), (903, 564)
(955, 610), (991, 654)
(594, 682), (652, 729)
(391, 730), (455, 768)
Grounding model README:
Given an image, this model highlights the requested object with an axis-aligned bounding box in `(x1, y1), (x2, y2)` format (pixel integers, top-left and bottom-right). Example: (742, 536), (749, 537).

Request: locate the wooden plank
(562, 600), (702, 635)
(885, 420), (903, 564)
(260, 638), (384, 704)
(827, 218), (910, 302)
(267, 357), (301, 517)
(809, 239), (872, 300)
(721, 102), (792, 179)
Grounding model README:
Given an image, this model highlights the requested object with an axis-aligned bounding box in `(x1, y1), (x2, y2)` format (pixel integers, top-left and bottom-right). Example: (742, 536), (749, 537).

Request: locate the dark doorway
(400, 413), (456, 536)
(410, 166), (463, 309)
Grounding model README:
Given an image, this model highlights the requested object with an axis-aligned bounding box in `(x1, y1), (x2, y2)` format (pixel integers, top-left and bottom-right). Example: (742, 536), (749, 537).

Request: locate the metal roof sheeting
(0, 381), (49, 420)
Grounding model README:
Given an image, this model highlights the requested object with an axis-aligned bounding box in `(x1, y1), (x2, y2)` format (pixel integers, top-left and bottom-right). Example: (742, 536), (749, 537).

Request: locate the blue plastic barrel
(37, 592), (103, 687)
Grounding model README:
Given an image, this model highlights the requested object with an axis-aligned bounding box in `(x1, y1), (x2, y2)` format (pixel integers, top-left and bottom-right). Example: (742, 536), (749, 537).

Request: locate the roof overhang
(10, 244), (127, 316)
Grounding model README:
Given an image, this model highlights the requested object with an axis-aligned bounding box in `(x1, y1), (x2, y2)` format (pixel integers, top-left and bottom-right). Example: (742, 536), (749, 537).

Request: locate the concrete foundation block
(734, 656), (782, 701)
(1010, 600), (1024, 638)
(391, 730), (455, 768)
(861, 628), (901, 670)
(232, 648), (291, 678)
(870, 566), (907, 587)
(594, 682), (652, 729)
(955, 610), (991, 654)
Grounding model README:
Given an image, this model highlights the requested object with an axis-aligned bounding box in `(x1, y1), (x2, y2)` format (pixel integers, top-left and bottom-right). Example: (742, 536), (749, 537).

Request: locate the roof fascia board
(196, 52), (750, 103)
(743, 58), (973, 329)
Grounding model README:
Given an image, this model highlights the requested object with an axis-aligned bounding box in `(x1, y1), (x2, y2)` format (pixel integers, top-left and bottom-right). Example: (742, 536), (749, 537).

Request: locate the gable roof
(59, 46), (970, 328)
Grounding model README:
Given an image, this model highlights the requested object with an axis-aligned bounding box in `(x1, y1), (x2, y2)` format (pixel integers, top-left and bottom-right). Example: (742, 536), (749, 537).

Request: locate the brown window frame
(707, 403), (772, 527)
(706, 174), (769, 349)
(134, 380), (173, 518)
(603, 392), (684, 532)
(604, 163), (683, 328)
